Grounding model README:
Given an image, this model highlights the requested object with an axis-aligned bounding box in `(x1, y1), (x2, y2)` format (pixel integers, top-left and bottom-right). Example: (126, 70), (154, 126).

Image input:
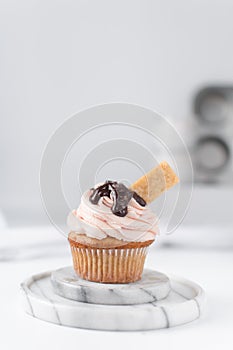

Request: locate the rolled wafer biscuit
(130, 161), (179, 203)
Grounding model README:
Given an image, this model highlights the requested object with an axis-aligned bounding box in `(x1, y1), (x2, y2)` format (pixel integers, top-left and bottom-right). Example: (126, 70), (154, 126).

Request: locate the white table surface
(0, 226), (233, 350)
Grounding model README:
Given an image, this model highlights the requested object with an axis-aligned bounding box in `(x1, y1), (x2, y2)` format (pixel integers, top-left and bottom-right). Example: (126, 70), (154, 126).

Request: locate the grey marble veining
(20, 269), (205, 331)
(51, 267), (171, 305)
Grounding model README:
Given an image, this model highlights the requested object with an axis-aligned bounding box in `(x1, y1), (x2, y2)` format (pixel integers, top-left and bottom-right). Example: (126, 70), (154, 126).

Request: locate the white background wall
(1, 0), (233, 225)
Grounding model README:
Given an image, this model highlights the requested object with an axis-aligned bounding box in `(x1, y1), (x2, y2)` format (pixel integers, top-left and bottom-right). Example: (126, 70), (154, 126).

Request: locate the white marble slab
(51, 267), (170, 305)
(20, 269), (205, 331)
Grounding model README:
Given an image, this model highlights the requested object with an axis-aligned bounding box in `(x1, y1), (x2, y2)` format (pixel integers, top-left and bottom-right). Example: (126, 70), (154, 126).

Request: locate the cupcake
(67, 162), (179, 283)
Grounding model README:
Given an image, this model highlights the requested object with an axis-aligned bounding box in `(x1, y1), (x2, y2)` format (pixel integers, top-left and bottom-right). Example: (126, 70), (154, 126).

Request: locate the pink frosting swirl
(67, 189), (158, 242)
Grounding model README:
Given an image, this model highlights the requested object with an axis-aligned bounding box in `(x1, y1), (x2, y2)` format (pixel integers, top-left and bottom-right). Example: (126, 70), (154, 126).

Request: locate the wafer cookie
(130, 161), (179, 203)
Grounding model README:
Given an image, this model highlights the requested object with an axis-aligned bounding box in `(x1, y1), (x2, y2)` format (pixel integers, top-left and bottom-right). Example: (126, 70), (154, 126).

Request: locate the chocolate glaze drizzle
(89, 181), (146, 217)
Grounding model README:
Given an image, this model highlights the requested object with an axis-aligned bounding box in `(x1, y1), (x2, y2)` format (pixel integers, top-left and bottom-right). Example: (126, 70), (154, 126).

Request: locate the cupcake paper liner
(69, 239), (152, 283)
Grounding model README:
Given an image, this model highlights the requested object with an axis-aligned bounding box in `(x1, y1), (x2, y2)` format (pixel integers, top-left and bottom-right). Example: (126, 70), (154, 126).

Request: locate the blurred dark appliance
(193, 86), (233, 183)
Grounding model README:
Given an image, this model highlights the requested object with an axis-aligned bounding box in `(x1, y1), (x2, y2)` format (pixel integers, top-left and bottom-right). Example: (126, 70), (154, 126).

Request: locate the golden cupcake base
(68, 238), (154, 283)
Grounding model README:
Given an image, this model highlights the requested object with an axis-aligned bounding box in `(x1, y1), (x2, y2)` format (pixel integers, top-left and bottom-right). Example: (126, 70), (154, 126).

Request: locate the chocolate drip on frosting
(89, 181), (146, 217)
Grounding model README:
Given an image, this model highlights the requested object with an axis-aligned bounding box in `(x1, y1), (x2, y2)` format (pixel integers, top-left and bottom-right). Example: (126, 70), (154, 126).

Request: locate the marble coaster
(20, 269), (205, 331)
(51, 267), (171, 305)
